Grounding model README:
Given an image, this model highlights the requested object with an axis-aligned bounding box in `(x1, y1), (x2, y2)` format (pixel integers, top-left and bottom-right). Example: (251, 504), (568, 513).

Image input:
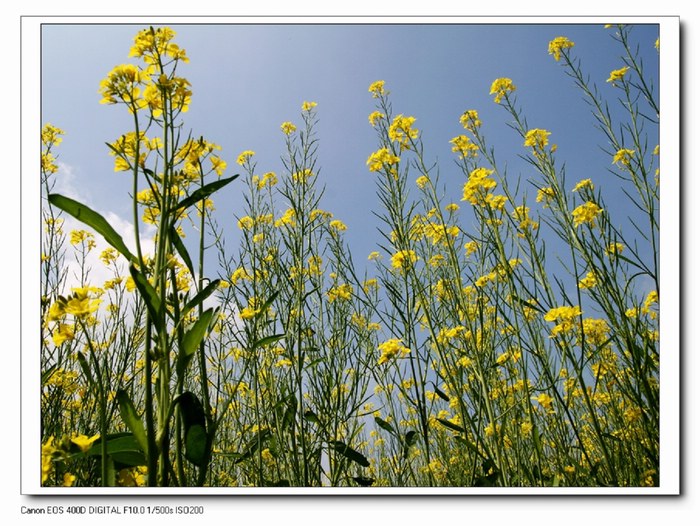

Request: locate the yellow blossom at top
(524, 129), (551, 151)
(489, 78), (516, 103)
(42, 123), (65, 147)
(368, 80), (386, 98)
(302, 101), (317, 111)
(129, 27), (188, 64)
(327, 283), (353, 303)
(548, 36), (575, 61)
(329, 219), (347, 232)
(236, 150), (255, 166)
(280, 121), (297, 135)
(572, 179), (594, 192)
(461, 167), (497, 205)
(460, 109), (482, 132)
(607, 66), (630, 85)
(572, 201), (603, 228)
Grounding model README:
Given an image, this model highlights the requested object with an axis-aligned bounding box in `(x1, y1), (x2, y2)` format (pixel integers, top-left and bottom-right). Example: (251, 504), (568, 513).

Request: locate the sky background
(40, 22), (660, 286)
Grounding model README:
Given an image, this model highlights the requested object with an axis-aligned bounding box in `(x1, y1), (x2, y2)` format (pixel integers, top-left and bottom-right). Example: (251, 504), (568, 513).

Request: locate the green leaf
(48, 194), (136, 263)
(251, 333), (286, 352)
(169, 175), (239, 214)
(178, 308), (215, 378)
(128, 264), (161, 323)
(436, 418), (466, 434)
(402, 430), (418, 459)
(115, 390), (148, 455)
(277, 396), (297, 430)
(374, 416), (397, 437)
(182, 280), (221, 319)
(182, 308), (214, 355)
(170, 223), (195, 278)
(432, 383), (450, 402)
(176, 392), (209, 467)
(87, 434), (146, 467)
(352, 476), (375, 487)
(328, 440), (370, 468)
(303, 410), (320, 424)
(41, 364), (58, 385)
(75, 351), (94, 388)
(185, 425), (208, 467)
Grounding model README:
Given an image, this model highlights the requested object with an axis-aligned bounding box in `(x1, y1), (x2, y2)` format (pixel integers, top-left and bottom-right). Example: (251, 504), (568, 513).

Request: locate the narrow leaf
(48, 194), (136, 262)
(128, 264), (161, 323)
(182, 280), (221, 319)
(170, 175), (238, 214)
(436, 418), (466, 434)
(181, 308), (215, 358)
(374, 416), (397, 437)
(251, 333), (286, 352)
(115, 390), (148, 455)
(170, 223), (195, 278)
(75, 351), (94, 388)
(328, 440), (370, 468)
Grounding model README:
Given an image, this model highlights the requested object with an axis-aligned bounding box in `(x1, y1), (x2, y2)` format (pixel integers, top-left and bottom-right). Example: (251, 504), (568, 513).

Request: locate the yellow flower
(572, 179), (594, 192)
(459, 109), (482, 131)
(544, 305), (582, 337)
(329, 219), (347, 232)
(236, 150), (255, 166)
(368, 251), (381, 261)
(368, 80), (386, 97)
(301, 101), (317, 111)
(578, 271), (598, 289)
(533, 393), (554, 410)
(572, 201), (603, 228)
(548, 36), (575, 61)
(524, 129), (551, 151)
(607, 66), (630, 85)
(52, 323), (75, 346)
(280, 122), (297, 135)
(612, 148), (635, 167)
(210, 155), (227, 176)
(368, 111), (385, 126)
(366, 147), (401, 172)
(390, 249), (418, 271)
(377, 338), (411, 365)
(489, 78), (516, 103)
(327, 283), (353, 302)
(388, 115), (419, 149)
(71, 433), (100, 453)
(42, 123), (65, 147)
(237, 215), (254, 230)
(450, 135), (479, 158)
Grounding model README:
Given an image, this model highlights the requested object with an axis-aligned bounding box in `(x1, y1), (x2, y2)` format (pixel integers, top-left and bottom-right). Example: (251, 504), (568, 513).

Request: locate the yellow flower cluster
(544, 305), (583, 338)
(390, 249), (418, 271)
(450, 135), (480, 159)
(548, 36), (575, 61)
(461, 167), (497, 206)
(388, 115), (419, 150)
(368, 80), (386, 98)
(524, 128), (551, 152)
(377, 338), (411, 365)
(572, 201), (603, 228)
(366, 147), (401, 172)
(489, 78), (516, 104)
(607, 66), (630, 85)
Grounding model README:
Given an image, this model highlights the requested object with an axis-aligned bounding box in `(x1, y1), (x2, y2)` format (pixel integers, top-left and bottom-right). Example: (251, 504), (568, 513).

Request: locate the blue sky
(41, 22), (659, 288)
